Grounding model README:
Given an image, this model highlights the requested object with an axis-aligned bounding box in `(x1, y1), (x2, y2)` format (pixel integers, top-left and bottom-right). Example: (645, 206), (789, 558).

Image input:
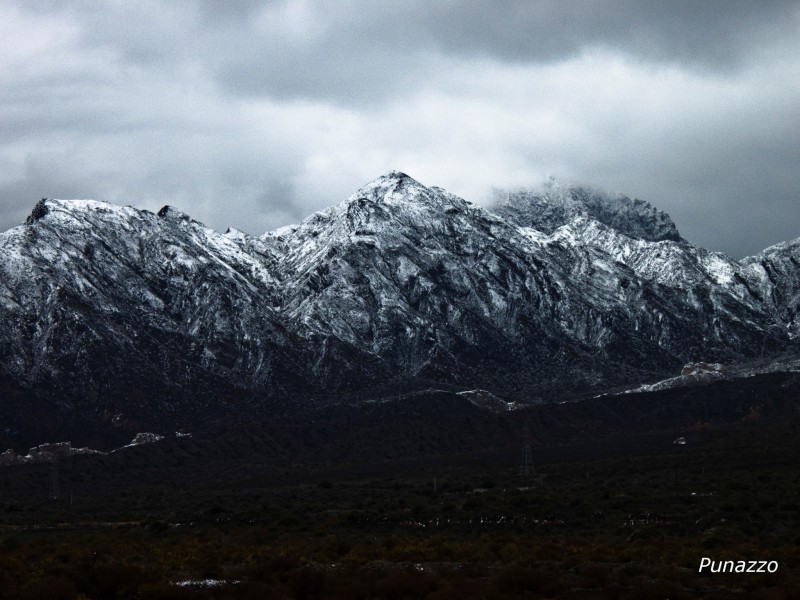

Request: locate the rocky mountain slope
(0, 172), (797, 447)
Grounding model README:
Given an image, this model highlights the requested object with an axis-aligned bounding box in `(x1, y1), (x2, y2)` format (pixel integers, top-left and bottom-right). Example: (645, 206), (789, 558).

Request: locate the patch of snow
(127, 432), (165, 446)
(457, 389), (520, 412)
(173, 579), (240, 588)
(702, 253), (735, 285)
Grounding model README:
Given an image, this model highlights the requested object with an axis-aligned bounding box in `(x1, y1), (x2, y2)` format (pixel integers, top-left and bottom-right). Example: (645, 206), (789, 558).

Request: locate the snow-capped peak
(349, 170), (438, 206)
(0, 172), (798, 447)
(157, 205), (193, 221)
(493, 183), (683, 243)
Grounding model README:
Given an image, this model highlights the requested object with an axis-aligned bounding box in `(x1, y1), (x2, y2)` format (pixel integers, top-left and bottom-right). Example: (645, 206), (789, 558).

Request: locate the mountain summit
(493, 178), (683, 243)
(0, 173), (797, 446)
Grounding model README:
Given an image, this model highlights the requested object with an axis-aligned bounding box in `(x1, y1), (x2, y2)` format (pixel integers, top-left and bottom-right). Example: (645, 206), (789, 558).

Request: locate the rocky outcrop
(0, 171), (797, 445)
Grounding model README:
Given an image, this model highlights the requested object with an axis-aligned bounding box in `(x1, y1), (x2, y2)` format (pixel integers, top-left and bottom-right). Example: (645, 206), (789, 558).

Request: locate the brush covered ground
(0, 373), (799, 598)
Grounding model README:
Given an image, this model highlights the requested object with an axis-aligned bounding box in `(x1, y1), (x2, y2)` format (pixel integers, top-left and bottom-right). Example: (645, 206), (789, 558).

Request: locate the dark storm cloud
(31, 1), (797, 104)
(1, 1), (798, 258)
(417, 0), (797, 68)
(172, 2), (800, 98)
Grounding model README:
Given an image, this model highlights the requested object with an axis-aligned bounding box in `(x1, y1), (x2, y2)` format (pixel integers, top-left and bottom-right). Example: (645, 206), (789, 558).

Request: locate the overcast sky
(1, 1), (798, 258)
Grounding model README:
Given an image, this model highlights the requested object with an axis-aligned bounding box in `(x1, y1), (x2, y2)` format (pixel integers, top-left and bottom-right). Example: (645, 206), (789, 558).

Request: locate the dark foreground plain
(1, 372), (799, 599)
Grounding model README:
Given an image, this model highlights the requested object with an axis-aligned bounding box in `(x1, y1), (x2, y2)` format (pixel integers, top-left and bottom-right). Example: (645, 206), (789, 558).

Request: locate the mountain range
(1, 171), (797, 447)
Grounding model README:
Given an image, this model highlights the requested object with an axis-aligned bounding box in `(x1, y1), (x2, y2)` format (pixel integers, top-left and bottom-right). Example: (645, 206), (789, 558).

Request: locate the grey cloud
(199, 0), (800, 104)
(194, 0), (270, 22)
(421, 0), (800, 67)
(1, 0), (799, 260)
(21, 1), (799, 106)
(0, 108), (311, 237)
(554, 119), (800, 258)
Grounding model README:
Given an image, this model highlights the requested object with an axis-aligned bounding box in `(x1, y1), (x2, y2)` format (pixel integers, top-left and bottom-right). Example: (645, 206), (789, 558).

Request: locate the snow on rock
(0, 172), (798, 442)
(457, 389), (520, 412)
(492, 179), (683, 243)
(173, 579), (240, 588)
(680, 362), (726, 376)
(128, 432), (165, 446)
(616, 355), (799, 396)
(621, 368), (727, 395)
(0, 442), (103, 465)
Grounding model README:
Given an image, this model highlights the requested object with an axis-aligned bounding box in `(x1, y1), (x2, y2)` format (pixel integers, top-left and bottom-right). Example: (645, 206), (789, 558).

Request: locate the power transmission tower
(519, 420), (534, 476)
(49, 460), (60, 500)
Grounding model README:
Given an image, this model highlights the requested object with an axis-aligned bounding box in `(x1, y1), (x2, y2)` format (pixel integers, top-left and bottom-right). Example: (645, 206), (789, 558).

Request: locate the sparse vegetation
(1, 414), (799, 598)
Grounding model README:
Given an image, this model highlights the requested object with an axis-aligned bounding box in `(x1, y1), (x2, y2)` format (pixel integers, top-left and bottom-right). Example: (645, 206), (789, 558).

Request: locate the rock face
(0, 171), (798, 446)
(492, 178), (683, 243)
